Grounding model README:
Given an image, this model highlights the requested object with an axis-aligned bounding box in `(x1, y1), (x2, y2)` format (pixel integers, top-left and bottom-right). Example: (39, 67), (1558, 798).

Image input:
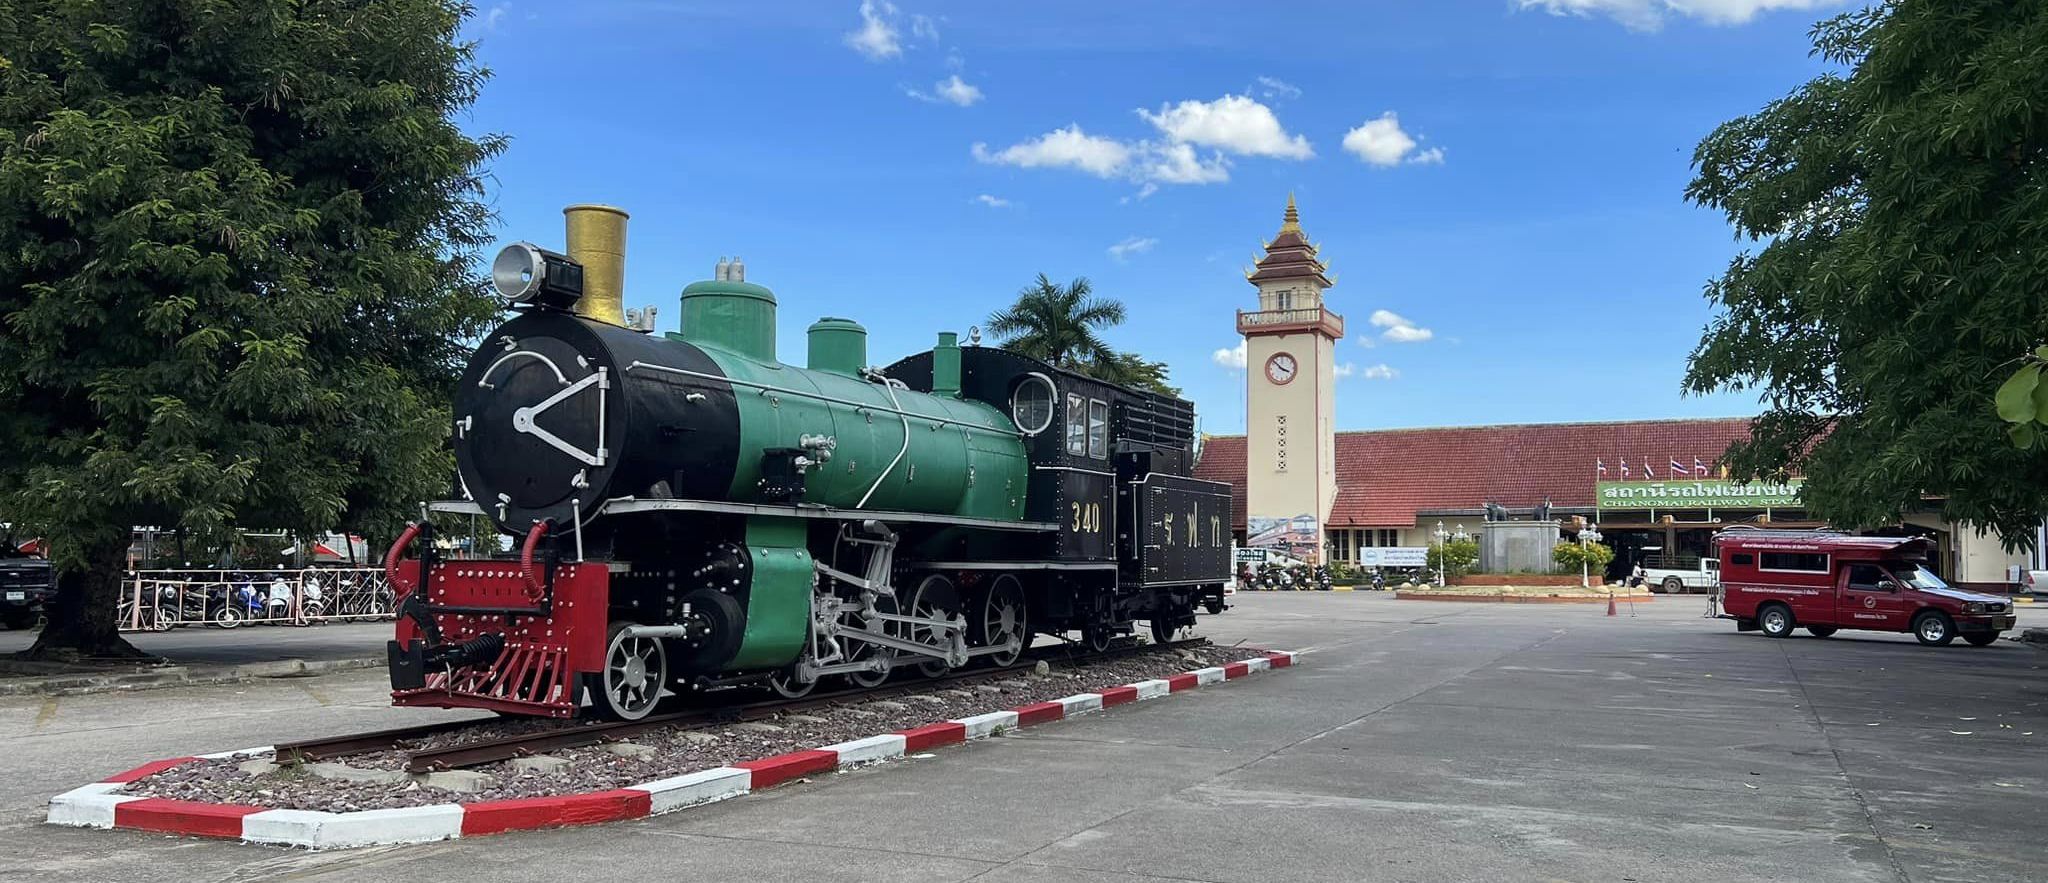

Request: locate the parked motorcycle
(215, 576), (266, 628)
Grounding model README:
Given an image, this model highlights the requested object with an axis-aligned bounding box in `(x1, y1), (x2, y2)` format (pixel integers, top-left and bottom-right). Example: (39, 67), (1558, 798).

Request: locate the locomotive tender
(385, 205), (1233, 720)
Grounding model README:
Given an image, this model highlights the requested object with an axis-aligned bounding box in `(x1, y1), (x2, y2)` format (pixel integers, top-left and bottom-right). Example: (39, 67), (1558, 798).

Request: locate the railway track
(274, 636), (1214, 774)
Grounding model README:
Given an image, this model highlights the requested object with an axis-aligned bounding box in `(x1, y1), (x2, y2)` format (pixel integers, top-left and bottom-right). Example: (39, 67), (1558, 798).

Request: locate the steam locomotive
(384, 205), (1232, 720)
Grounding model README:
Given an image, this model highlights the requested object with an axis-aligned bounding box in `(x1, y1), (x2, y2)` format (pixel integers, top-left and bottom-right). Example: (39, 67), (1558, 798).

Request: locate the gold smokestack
(562, 204), (628, 325)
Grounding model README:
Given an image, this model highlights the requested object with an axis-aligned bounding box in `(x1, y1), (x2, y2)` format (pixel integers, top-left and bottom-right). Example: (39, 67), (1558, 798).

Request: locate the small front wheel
(1911, 611), (1956, 647)
(599, 621), (669, 720)
(1758, 604), (1795, 638)
(1963, 632), (2000, 648)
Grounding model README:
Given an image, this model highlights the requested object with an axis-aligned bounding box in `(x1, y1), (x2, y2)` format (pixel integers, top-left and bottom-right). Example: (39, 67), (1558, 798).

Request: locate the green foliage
(1683, 2), (2048, 549)
(1994, 347), (2048, 448)
(1096, 351), (1181, 397)
(0, 0), (503, 653)
(987, 274), (1178, 397)
(1426, 539), (1479, 580)
(1552, 540), (1616, 573)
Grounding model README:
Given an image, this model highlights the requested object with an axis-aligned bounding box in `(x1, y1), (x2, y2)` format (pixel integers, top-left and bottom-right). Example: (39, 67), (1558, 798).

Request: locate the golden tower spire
(1279, 192), (1301, 234)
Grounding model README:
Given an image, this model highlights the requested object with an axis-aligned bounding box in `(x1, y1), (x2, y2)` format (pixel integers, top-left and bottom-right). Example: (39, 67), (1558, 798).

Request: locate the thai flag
(1596, 458), (1607, 478)
(1642, 457), (1656, 479)
(1671, 456), (1687, 476)
(1694, 456), (1707, 476)
(1620, 457), (1630, 480)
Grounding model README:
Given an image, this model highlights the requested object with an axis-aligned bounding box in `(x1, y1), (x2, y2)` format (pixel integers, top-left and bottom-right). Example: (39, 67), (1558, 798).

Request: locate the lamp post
(1579, 525), (1604, 589)
(1433, 521), (1448, 586)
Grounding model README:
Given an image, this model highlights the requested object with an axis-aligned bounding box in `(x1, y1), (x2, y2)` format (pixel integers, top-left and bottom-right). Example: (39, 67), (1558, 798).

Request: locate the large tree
(1683, 0), (2048, 548)
(986, 273), (1178, 397)
(0, 0), (503, 658)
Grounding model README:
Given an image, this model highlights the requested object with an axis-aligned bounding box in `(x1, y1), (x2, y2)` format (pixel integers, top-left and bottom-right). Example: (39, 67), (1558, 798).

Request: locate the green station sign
(1595, 478), (1802, 511)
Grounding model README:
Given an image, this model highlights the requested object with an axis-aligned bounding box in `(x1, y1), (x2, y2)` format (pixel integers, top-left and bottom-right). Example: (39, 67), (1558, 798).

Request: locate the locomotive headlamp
(492, 242), (585, 309)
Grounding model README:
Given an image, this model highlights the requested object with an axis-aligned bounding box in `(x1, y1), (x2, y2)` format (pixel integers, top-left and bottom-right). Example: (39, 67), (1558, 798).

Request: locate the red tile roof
(1193, 417), (1757, 528)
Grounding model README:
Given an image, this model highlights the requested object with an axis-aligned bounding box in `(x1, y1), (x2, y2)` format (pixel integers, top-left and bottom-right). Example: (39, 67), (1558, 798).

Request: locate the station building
(1193, 198), (2038, 587)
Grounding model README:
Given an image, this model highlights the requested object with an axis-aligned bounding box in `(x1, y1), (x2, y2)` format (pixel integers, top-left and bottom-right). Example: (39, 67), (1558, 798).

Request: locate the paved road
(0, 621), (390, 667)
(3, 593), (2044, 882)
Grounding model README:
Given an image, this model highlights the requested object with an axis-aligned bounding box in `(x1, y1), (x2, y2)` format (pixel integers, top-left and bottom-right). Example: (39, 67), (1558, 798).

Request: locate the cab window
(1845, 564), (1887, 591)
(1087, 399), (1108, 459)
(1065, 393), (1087, 456)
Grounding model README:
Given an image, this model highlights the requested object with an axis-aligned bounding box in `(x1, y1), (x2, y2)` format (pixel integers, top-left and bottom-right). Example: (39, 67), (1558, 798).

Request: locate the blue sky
(461, 0), (1853, 434)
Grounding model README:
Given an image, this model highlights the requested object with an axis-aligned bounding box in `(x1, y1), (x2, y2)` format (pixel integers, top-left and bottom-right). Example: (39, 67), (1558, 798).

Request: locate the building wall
(1947, 521), (2029, 585)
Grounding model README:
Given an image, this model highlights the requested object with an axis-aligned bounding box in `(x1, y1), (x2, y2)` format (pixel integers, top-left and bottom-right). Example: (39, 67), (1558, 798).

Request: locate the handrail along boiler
(384, 205), (1234, 719)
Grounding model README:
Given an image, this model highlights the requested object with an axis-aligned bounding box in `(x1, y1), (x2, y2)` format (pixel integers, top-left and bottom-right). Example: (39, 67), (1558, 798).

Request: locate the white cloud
(935, 74), (982, 106)
(1343, 112), (1438, 167)
(973, 93), (1312, 193)
(1213, 341), (1248, 370)
(483, 2), (510, 30)
(845, 0), (902, 60)
(1362, 364), (1399, 380)
(973, 194), (1010, 208)
(1370, 309), (1435, 343)
(1136, 142), (1230, 185)
(1255, 76), (1301, 100)
(1138, 95), (1314, 160)
(1107, 236), (1159, 261)
(1333, 362), (1357, 379)
(909, 13), (939, 41)
(1517, 0), (1838, 31)
(973, 125), (1132, 177)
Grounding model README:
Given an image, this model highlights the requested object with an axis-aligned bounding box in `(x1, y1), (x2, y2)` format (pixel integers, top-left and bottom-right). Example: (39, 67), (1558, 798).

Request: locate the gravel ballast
(132, 644), (1268, 812)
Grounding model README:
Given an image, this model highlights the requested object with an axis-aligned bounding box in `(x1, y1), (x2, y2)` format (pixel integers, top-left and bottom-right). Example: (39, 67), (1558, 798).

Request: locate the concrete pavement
(0, 620), (391, 667)
(4, 593), (2044, 882)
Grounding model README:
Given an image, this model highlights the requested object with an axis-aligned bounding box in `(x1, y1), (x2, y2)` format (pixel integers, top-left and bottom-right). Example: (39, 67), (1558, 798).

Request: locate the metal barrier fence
(120, 567), (396, 632)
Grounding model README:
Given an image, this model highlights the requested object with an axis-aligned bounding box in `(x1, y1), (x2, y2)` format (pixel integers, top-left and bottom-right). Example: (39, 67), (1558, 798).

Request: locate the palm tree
(985, 274), (1126, 370)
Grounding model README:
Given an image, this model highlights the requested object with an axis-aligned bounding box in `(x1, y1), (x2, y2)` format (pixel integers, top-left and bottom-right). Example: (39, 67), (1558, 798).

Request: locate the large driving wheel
(974, 574), (1027, 668)
(900, 573), (959, 677)
(841, 605), (892, 688)
(600, 621), (668, 721)
(766, 666), (817, 699)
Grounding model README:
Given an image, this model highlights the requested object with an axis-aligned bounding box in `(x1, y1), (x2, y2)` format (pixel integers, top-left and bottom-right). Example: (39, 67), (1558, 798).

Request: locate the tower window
(1276, 290), (1292, 310)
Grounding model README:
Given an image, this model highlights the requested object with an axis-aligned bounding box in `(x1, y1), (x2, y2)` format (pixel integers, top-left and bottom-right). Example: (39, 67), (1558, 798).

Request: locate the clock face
(1265, 352), (1298, 385)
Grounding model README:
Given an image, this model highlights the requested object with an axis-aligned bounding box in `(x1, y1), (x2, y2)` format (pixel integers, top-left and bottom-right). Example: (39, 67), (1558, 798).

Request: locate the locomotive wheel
(973, 574), (1027, 668)
(600, 621), (668, 721)
(766, 666), (817, 699)
(1083, 622), (1112, 653)
(1149, 614), (1178, 645)
(901, 574), (959, 677)
(838, 599), (892, 688)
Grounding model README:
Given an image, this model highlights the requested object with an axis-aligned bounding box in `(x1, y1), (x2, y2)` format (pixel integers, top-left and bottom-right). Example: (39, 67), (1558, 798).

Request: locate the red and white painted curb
(48, 650), (1296, 848)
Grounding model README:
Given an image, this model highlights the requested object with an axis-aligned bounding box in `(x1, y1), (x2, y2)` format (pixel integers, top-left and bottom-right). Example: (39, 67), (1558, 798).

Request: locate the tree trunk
(19, 534), (147, 661)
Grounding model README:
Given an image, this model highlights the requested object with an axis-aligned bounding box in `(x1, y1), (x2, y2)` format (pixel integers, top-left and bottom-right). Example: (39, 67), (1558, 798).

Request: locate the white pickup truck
(1641, 556), (1718, 594)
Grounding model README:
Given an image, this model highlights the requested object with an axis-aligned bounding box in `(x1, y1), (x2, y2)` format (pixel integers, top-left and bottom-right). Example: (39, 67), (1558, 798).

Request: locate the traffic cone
(1606, 592), (1617, 617)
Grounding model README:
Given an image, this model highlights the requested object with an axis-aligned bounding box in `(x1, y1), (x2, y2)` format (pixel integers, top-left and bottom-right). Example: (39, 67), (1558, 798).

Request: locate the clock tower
(1238, 194), (1343, 562)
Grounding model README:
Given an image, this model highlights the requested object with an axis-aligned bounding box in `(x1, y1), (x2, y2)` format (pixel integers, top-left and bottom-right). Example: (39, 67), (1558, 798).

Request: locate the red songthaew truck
(1715, 530), (2016, 646)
